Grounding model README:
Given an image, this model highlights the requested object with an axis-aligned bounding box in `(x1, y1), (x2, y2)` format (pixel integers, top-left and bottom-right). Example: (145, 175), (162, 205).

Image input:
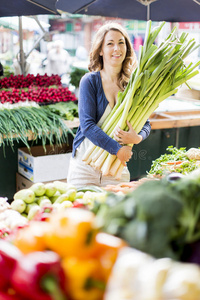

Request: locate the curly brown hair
(88, 22), (137, 91)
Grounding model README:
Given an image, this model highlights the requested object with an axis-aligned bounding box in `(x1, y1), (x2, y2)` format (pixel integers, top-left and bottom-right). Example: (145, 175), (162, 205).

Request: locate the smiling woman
(67, 22), (151, 188)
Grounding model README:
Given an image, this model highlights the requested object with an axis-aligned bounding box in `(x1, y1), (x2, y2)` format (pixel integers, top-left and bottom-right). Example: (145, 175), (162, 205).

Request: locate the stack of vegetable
(1, 208), (126, 300)
(148, 146), (200, 177)
(0, 102), (74, 153)
(82, 21), (200, 179)
(44, 101), (79, 121)
(94, 168), (200, 264)
(11, 181), (106, 221)
(0, 74), (77, 104)
(0, 73), (79, 152)
(2, 171), (200, 299)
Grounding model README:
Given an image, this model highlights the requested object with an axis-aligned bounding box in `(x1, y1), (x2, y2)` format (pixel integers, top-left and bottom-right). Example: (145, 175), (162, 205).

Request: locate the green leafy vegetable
(44, 101), (78, 120)
(95, 169), (200, 261)
(0, 104), (74, 155)
(148, 146), (198, 176)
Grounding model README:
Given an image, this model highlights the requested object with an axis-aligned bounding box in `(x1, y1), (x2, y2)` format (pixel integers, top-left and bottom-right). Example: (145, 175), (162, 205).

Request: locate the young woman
(67, 22), (151, 187)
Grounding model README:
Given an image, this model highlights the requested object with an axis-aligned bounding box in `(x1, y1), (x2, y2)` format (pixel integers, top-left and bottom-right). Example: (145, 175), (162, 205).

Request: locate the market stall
(1, 19), (200, 300)
(1, 164), (200, 299)
(0, 74), (77, 199)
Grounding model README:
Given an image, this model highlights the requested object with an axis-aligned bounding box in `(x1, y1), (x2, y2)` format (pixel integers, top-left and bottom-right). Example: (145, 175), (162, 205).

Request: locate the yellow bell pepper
(62, 256), (105, 300)
(44, 208), (99, 259)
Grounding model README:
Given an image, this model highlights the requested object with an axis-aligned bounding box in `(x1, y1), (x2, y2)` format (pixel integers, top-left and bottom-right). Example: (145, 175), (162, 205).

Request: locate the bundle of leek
(82, 20), (200, 179)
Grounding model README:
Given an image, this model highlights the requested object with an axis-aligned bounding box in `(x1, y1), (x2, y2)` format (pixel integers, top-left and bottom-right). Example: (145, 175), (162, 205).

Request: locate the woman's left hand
(114, 121), (143, 145)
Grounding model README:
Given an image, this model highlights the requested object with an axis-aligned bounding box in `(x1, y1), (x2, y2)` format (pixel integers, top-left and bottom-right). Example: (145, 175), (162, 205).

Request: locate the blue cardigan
(72, 71), (151, 157)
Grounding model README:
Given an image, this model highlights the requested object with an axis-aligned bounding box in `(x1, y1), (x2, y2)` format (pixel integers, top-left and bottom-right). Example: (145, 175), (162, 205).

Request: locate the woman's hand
(114, 121), (143, 145)
(117, 146), (133, 166)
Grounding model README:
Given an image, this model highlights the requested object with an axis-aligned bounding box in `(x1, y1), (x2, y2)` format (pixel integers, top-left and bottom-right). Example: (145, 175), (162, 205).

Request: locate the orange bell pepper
(44, 208), (99, 259)
(92, 232), (127, 282)
(13, 221), (48, 254)
(62, 256), (105, 300)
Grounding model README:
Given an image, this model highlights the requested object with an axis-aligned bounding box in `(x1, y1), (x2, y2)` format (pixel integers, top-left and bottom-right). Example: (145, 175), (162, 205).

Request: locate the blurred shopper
(45, 40), (71, 76)
(75, 45), (88, 61)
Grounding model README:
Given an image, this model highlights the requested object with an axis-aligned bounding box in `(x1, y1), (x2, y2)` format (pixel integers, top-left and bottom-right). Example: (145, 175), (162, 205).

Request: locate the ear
(99, 50), (103, 56)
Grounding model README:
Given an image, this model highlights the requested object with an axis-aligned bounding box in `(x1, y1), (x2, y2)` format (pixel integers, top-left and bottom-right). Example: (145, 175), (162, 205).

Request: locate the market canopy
(0, 0), (58, 17)
(56, 0), (200, 22)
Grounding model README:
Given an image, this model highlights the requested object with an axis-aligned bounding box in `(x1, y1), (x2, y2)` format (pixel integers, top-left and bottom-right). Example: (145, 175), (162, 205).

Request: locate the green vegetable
(25, 203), (39, 214)
(170, 169), (200, 244)
(14, 189), (35, 204)
(49, 191), (61, 203)
(77, 186), (105, 193)
(69, 67), (88, 88)
(0, 104), (75, 155)
(44, 101), (78, 120)
(96, 180), (183, 260)
(148, 146), (198, 176)
(44, 183), (57, 198)
(65, 188), (77, 201)
(11, 199), (26, 213)
(39, 198), (52, 208)
(27, 205), (41, 220)
(53, 181), (69, 194)
(30, 183), (46, 197)
(95, 169), (200, 261)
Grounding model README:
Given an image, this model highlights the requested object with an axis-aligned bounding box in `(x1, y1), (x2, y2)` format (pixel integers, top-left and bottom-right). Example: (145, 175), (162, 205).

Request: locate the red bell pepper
(0, 240), (22, 291)
(11, 251), (68, 300)
(0, 290), (28, 300)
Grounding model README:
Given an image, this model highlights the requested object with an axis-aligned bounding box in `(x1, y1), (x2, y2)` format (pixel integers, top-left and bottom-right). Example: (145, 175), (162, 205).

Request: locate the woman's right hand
(117, 146), (133, 166)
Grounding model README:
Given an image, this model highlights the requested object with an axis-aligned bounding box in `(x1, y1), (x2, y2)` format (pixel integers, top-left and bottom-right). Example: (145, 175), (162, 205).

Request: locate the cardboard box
(18, 144), (72, 183)
(16, 172), (67, 192)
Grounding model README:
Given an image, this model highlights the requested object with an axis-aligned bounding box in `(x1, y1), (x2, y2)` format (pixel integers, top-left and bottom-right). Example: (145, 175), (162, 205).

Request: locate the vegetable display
(2, 171), (200, 298)
(0, 74), (62, 88)
(0, 74), (77, 105)
(69, 67), (88, 89)
(82, 21), (200, 179)
(9, 208), (125, 300)
(0, 239), (67, 300)
(94, 168), (200, 263)
(0, 102), (74, 153)
(0, 86), (76, 105)
(44, 101), (79, 121)
(11, 181), (106, 222)
(148, 146), (200, 177)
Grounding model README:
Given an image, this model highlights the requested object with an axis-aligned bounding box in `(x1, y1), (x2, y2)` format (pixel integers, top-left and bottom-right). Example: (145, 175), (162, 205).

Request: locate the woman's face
(100, 30), (127, 68)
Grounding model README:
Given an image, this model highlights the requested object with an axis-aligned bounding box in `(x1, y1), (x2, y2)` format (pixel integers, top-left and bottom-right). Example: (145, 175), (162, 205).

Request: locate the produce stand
(1, 95), (200, 199)
(0, 119), (76, 200)
(128, 96), (200, 179)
